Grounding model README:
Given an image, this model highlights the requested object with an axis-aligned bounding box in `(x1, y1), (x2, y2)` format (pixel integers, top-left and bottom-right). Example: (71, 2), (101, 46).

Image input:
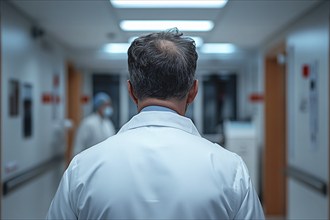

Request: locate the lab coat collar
(118, 111), (201, 137)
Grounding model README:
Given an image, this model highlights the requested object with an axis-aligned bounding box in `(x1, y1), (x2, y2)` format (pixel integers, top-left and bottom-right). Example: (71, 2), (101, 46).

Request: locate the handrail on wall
(286, 166), (327, 196)
(2, 154), (64, 196)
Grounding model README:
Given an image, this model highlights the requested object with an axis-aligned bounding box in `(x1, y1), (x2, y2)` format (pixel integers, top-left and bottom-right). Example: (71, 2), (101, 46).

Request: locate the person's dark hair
(127, 28), (198, 100)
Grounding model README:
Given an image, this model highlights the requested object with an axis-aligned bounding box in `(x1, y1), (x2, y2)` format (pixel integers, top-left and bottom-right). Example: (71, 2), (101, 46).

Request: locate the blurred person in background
(73, 92), (116, 157)
(47, 28), (264, 220)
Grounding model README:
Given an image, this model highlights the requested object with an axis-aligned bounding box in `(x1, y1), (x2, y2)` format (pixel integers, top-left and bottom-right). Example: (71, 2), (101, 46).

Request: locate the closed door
(66, 62), (82, 165)
(263, 53), (287, 217)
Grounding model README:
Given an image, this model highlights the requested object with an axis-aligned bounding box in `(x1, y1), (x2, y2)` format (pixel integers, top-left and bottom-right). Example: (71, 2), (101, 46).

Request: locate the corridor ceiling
(10, 0), (322, 70)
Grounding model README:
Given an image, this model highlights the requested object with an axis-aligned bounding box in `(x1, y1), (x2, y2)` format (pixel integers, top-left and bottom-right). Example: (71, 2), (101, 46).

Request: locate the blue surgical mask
(103, 107), (113, 118)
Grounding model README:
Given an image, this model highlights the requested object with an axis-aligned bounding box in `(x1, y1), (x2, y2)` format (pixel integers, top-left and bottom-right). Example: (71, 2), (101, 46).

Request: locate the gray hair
(127, 28), (198, 100)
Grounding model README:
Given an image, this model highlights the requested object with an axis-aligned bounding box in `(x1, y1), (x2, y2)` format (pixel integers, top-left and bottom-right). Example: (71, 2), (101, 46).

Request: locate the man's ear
(187, 80), (198, 104)
(127, 80), (138, 105)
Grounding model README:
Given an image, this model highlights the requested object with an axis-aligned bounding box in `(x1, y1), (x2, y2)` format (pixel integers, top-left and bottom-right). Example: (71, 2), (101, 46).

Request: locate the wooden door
(328, 13), (330, 220)
(263, 54), (287, 216)
(0, 9), (2, 215)
(65, 62), (82, 166)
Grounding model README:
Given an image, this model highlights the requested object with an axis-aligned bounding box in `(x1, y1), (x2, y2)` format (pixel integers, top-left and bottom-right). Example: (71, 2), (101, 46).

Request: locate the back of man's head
(127, 28), (198, 101)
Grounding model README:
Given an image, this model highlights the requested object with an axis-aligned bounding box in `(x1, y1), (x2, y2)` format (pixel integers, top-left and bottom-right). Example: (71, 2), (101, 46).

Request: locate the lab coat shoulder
(221, 151), (264, 219)
(75, 114), (98, 141)
(83, 114), (116, 136)
(107, 119), (116, 135)
(233, 156), (265, 219)
(82, 113), (100, 127)
(207, 145), (264, 219)
(46, 157), (80, 219)
(72, 115), (95, 155)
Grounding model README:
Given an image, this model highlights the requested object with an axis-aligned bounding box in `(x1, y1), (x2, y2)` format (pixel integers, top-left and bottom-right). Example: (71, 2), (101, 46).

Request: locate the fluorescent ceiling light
(200, 43), (236, 54)
(103, 43), (130, 53)
(110, 0), (228, 8)
(120, 20), (214, 31)
(129, 36), (203, 47)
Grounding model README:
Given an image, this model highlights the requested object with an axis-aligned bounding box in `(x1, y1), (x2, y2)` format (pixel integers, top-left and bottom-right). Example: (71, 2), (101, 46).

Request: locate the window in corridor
(93, 74), (120, 130)
(202, 74), (237, 134)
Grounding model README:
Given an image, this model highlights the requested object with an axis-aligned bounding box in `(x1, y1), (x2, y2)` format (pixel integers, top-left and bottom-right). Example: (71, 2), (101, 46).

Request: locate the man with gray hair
(47, 29), (264, 219)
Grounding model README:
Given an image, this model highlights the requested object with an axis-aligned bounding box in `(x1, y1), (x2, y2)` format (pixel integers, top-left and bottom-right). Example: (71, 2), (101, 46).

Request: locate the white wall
(286, 1), (329, 218)
(237, 56), (260, 121)
(1, 1), (67, 218)
(259, 1), (329, 218)
(80, 69), (93, 118)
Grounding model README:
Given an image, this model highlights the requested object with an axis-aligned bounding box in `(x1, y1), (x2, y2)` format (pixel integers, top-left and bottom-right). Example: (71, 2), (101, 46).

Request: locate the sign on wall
(22, 84), (33, 138)
(308, 61), (319, 150)
(300, 61), (319, 151)
(9, 79), (19, 117)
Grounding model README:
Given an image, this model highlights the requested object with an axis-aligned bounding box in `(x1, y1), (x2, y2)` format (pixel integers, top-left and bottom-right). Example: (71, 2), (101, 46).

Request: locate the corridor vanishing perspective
(1, 0), (329, 219)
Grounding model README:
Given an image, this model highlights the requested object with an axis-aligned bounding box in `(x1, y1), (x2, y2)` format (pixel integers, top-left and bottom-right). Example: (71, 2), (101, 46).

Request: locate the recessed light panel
(200, 43), (236, 54)
(103, 43), (130, 53)
(120, 20), (214, 32)
(110, 0), (228, 8)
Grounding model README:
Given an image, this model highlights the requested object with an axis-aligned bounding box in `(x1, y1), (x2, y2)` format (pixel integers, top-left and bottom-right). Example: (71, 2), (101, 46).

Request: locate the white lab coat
(73, 113), (116, 156)
(47, 111), (264, 219)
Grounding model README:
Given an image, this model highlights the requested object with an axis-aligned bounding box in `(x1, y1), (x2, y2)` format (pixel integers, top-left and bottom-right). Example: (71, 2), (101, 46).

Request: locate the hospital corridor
(1, 0), (329, 219)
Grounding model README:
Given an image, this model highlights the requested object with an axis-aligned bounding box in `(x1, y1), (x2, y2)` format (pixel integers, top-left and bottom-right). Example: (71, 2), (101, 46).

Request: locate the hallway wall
(285, 1), (329, 218)
(1, 1), (67, 218)
(260, 1), (329, 218)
